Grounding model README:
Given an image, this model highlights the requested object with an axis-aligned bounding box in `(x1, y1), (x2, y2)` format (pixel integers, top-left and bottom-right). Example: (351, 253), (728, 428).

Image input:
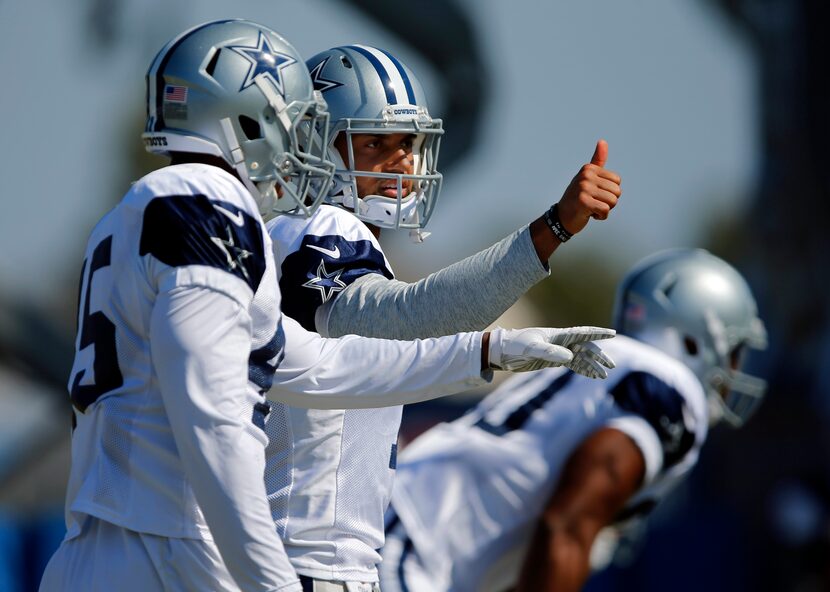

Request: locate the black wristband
(543, 204), (574, 243)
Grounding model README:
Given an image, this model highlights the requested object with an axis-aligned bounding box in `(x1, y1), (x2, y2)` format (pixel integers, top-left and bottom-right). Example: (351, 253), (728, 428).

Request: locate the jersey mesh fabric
(92, 406), (133, 507)
(333, 406), (403, 576)
(264, 401), (293, 533)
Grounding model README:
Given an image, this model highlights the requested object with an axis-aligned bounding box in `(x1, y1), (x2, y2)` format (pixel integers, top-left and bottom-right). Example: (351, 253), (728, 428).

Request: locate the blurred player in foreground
(379, 249), (768, 592)
(39, 20), (616, 592)
(264, 45), (621, 591)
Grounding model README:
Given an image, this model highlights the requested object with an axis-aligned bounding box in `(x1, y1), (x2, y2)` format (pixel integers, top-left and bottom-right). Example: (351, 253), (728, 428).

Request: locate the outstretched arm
(324, 224), (548, 339)
(269, 319), (615, 409)
(516, 427), (644, 592)
(323, 140), (621, 340)
(269, 314), (489, 409)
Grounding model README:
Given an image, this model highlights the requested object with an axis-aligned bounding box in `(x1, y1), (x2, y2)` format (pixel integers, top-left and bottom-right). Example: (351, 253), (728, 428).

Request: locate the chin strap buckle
(409, 228), (431, 243)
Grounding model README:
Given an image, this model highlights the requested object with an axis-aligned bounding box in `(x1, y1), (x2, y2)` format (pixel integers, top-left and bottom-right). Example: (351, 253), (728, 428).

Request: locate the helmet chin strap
(361, 190), (419, 222)
(402, 204), (430, 243)
(409, 228), (431, 243)
(325, 148), (356, 207)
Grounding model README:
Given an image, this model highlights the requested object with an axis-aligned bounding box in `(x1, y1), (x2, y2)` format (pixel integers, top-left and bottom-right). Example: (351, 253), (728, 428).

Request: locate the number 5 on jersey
(70, 235), (123, 412)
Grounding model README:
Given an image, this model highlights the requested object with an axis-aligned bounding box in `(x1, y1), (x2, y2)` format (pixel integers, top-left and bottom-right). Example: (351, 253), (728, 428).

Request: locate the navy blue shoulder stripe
(610, 371), (697, 469)
(347, 45), (397, 104)
(376, 48), (416, 104)
(139, 194), (266, 292)
(278, 233), (393, 331)
(249, 321), (285, 393)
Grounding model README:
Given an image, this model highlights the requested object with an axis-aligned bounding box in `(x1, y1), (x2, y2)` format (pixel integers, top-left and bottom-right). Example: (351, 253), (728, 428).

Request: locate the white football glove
(488, 326), (616, 378)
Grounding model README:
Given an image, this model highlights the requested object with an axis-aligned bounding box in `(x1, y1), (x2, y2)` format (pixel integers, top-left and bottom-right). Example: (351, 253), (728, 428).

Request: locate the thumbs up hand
(555, 139), (622, 236)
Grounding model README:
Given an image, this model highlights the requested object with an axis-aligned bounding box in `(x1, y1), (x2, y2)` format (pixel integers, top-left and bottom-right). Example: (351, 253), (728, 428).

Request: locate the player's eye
(359, 136), (381, 149)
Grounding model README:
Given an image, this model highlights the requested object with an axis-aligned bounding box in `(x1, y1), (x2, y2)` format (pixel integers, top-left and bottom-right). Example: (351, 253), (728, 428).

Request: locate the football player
(263, 46), (622, 591)
(379, 249), (768, 592)
(39, 21), (616, 592)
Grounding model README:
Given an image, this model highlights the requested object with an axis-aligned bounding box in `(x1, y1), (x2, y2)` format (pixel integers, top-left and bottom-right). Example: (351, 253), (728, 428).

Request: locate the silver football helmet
(143, 19), (335, 220)
(305, 45), (443, 232)
(612, 249), (768, 427)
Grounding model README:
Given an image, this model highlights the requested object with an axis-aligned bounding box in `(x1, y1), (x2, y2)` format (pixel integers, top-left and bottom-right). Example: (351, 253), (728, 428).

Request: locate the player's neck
(365, 223), (381, 239)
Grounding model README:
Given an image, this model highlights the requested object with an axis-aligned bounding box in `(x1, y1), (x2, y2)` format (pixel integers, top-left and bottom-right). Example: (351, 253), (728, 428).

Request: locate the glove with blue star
(489, 326), (616, 378)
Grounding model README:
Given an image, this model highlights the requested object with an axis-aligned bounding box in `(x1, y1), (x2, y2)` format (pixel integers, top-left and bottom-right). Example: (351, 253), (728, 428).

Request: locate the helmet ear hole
(683, 336), (699, 356)
(238, 115), (262, 140)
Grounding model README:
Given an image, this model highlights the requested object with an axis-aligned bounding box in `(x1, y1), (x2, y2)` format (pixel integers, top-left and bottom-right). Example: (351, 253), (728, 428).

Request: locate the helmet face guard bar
(707, 364), (767, 427)
(330, 113), (443, 230)
(251, 83), (334, 219)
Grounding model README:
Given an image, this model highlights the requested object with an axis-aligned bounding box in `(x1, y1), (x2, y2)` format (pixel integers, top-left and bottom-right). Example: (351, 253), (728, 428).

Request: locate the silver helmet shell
(613, 249), (768, 427)
(143, 19), (335, 221)
(306, 45), (443, 230)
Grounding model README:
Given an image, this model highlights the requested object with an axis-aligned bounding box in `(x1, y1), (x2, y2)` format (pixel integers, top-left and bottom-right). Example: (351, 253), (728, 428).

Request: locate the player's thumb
(590, 139), (608, 167)
(526, 342), (574, 365)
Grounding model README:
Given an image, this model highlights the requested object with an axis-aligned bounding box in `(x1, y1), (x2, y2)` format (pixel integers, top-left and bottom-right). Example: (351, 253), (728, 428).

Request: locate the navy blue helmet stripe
(348, 45), (397, 104)
(151, 19), (238, 132)
(377, 48), (416, 104)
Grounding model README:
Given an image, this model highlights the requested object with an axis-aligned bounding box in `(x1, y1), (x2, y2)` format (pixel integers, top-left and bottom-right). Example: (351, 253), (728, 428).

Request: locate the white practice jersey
(65, 163), (297, 590)
(265, 205), (401, 582)
(387, 336), (708, 592)
(65, 165), (488, 590)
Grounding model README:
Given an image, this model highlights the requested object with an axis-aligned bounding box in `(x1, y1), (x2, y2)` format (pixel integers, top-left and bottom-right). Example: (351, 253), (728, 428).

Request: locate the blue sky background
(0, 0), (756, 307)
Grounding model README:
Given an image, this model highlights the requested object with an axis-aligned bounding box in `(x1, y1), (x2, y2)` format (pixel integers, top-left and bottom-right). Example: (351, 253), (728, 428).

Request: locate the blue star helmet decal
(309, 57), (343, 93)
(228, 32), (297, 94)
(303, 260), (347, 303)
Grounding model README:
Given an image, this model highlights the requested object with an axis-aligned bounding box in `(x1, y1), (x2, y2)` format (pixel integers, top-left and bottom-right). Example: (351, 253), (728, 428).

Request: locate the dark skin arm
(530, 140), (622, 263)
(515, 427), (646, 592)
